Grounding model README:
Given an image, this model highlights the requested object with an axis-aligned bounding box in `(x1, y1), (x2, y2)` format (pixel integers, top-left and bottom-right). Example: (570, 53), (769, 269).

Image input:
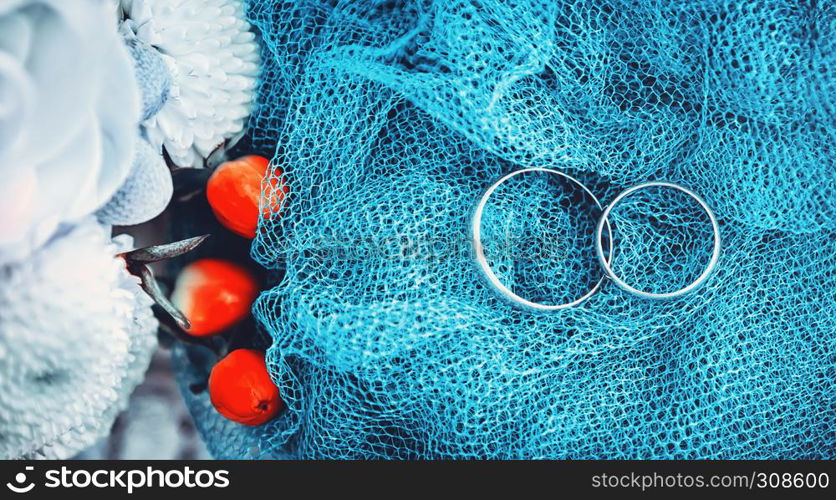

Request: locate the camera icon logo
(6, 466), (35, 494)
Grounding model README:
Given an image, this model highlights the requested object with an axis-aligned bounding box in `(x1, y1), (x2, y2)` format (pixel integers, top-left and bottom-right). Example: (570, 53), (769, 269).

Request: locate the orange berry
(171, 259), (259, 337)
(206, 155), (287, 239)
(209, 349), (283, 426)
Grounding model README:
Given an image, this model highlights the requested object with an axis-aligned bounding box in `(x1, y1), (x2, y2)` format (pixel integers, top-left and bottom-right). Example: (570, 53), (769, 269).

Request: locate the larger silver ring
(472, 167), (612, 311)
(594, 181), (721, 300)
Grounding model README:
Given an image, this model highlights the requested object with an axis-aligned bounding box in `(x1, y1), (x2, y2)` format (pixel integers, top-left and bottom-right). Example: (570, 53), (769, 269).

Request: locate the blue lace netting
(175, 0), (835, 459)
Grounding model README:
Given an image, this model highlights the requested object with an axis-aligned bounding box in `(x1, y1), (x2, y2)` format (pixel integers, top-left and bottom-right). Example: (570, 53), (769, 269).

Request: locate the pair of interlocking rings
(472, 168), (721, 311)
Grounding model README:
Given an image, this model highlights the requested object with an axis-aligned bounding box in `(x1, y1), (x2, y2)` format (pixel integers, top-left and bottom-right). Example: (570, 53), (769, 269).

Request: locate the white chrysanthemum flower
(120, 0), (260, 168)
(0, 0), (140, 264)
(0, 218), (157, 459)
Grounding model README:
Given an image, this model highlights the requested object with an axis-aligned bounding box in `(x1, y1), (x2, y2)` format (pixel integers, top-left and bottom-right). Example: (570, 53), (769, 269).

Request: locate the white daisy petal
(122, 0), (260, 168)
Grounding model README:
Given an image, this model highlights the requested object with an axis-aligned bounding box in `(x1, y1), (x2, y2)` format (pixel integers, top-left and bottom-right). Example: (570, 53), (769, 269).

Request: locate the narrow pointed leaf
(122, 234), (210, 263)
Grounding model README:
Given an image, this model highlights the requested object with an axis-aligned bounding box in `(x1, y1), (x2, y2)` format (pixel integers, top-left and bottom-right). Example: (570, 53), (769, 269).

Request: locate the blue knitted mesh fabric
(177, 0), (835, 459)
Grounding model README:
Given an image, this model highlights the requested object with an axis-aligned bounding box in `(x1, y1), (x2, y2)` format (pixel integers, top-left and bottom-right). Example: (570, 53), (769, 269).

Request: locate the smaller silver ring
(594, 182), (721, 300)
(472, 167), (612, 311)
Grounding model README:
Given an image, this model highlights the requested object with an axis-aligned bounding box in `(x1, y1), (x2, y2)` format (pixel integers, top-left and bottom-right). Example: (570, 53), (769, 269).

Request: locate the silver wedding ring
(594, 181), (721, 300)
(472, 168), (612, 310)
(473, 172), (721, 310)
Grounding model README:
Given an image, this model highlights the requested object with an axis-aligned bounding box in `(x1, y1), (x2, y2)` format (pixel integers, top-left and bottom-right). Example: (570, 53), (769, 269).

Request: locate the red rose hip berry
(171, 258), (259, 337)
(209, 349), (283, 426)
(206, 155), (287, 239)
